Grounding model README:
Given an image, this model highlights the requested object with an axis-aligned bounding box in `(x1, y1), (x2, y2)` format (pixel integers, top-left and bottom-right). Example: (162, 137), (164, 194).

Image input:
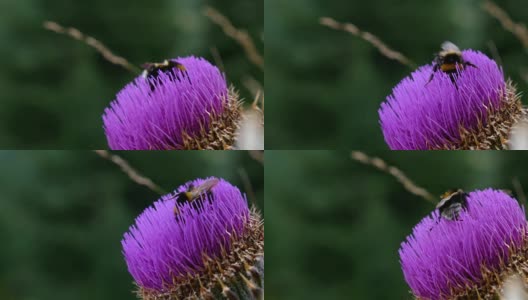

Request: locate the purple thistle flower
(379, 50), (524, 150)
(399, 189), (527, 299)
(121, 177), (264, 300)
(122, 177), (249, 290)
(103, 56), (241, 150)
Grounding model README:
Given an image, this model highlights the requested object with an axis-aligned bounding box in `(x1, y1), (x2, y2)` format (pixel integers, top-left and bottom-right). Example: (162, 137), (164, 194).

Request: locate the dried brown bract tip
(436, 80), (528, 150)
(138, 208), (264, 300)
(441, 232), (528, 300)
(181, 87), (243, 150)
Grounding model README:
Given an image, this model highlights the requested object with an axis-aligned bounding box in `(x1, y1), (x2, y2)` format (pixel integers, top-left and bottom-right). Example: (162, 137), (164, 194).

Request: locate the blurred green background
(266, 150), (528, 299)
(0, 0), (262, 148)
(0, 150), (263, 300)
(266, 0), (528, 149)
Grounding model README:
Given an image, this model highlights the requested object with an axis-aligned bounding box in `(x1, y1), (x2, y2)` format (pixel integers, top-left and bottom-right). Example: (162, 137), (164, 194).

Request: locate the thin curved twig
(204, 6), (264, 70)
(482, 1), (528, 52)
(43, 21), (140, 74)
(320, 17), (416, 69)
(94, 150), (166, 195)
(351, 151), (436, 204)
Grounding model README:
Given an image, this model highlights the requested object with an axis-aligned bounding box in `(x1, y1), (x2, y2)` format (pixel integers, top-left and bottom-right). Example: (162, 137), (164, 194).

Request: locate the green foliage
(266, 150), (528, 299)
(0, 151), (262, 300)
(0, 0), (262, 148)
(266, 0), (528, 149)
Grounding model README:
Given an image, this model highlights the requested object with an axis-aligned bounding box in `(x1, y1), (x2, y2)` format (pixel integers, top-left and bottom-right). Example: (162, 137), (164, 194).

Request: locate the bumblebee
(141, 60), (187, 90)
(173, 178), (220, 217)
(436, 189), (468, 221)
(426, 41), (477, 88)
(141, 60), (186, 78)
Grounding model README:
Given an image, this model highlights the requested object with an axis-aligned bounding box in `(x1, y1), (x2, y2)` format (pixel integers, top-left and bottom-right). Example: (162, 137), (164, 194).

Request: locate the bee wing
(202, 178), (220, 190)
(441, 41), (460, 52)
(141, 62), (155, 69)
(436, 189), (464, 208)
(143, 61), (169, 68)
(436, 197), (449, 209)
(194, 178), (220, 195)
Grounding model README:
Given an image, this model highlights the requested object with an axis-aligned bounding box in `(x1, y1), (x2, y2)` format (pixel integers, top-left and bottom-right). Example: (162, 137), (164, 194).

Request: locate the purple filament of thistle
(103, 56), (228, 150)
(399, 189), (527, 300)
(379, 50), (505, 150)
(121, 177), (249, 290)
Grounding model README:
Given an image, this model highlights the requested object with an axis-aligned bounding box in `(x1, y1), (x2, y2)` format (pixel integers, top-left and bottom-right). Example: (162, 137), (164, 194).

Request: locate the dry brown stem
(43, 21), (140, 73)
(94, 150), (165, 195)
(249, 151), (264, 165)
(351, 151), (436, 204)
(483, 0), (528, 51)
(239, 167), (257, 206)
(513, 177), (527, 206)
(204, 6), (264, 70)
(209, 46), (225, 73)
(320, 17), (415, 68)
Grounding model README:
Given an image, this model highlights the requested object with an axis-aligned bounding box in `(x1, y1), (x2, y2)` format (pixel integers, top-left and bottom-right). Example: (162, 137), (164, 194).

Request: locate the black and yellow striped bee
(141, 60), (186, 78)
(426, 42), (477, 88)
(173, 178), (220, 217)
(141, 60), (187, 91)
(436, 189), (468, 221)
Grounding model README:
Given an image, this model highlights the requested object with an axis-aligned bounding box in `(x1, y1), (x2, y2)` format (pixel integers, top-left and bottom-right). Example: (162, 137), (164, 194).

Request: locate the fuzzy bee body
(436, 189), (468, 221)
(426, 41), (477, 88)
(141, 60), (186, 78)
(141, 60), (187, 91)
(173, 178), (220, 217)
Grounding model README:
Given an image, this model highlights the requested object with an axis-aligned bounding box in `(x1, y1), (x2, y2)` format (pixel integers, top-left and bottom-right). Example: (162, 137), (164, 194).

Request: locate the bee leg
(174, 206), (180, 218)
(448, 73), (459, 90)
(452, 79), (459, 90)
(181, 69), (192, 85)
(425, 64), (440, 86)
(175, 192), (187, 205)
(425, 73), (435, 86)
(148, 80), (156, 92)
(465, 61), (478, 69)
(429, 216), (441, 231)
(190, 197), (203, 211)
(205, 191), (214, 204)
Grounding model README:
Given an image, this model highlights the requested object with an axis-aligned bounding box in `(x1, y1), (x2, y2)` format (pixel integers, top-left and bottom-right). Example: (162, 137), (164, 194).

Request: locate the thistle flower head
(379, 50), (525, 150)
(103, 56), (241, 150)
(122, 177), (264, 299)
(399, 189), (527, 299)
